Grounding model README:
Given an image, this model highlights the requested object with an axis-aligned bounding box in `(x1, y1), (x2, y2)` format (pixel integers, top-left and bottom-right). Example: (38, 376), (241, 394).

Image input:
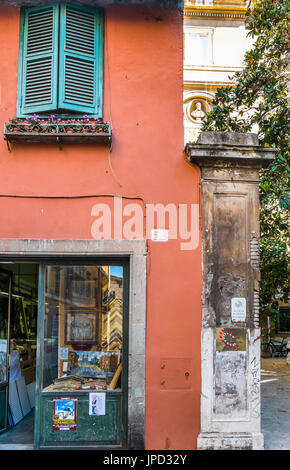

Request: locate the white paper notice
(89, 393), (106, 416)
(231, 297), (246, 322)
(151, 229), (168, 242)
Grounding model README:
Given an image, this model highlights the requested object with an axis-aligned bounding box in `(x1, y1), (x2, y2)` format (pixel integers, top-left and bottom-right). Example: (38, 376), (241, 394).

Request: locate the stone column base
(197, 432), (264, 450)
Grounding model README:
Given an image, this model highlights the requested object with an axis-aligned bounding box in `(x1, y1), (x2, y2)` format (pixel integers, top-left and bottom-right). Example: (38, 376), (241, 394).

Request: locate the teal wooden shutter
(19, 5), (59, 115)
(58, 4), (103, 116)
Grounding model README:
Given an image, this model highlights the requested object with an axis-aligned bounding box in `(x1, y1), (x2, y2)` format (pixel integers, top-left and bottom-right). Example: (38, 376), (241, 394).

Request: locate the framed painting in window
(65, 309), (99, 345)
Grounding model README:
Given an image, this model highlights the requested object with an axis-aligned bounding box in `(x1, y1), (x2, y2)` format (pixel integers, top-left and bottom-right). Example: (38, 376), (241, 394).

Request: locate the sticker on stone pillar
(216, 328), (246, 351)
(231, 297), (246, 322)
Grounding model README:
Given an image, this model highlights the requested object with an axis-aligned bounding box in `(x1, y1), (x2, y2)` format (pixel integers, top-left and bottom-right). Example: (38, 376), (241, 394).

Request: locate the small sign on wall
(231, 298), (246, 322)
(151, 229), (168, 242)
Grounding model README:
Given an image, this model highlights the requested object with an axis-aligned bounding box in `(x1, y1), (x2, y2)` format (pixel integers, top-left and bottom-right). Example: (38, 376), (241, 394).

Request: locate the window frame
(17, 3), (104, 119)
(183, 26), (214, 67)
(276, 307), (290, 334)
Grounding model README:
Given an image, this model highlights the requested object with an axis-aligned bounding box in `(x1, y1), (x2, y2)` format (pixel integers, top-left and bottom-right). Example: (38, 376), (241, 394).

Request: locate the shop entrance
(0, 263), (38, 449)
(0, 261), (128, 450)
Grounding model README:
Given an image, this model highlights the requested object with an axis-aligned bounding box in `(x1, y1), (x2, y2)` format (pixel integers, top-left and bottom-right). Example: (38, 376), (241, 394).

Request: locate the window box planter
(4, 118), (112, 151)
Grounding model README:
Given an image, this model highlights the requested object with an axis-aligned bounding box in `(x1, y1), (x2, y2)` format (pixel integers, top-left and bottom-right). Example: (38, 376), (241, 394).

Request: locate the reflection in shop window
(43, 265), (123, 393)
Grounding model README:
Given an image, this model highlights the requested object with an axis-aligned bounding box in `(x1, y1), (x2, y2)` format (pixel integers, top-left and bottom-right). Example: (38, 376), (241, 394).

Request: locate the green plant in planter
(6, 114), (111, 134)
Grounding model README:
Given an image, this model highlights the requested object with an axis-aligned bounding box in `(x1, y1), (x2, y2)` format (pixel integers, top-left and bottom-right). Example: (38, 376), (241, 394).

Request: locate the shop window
(42, 265), (124, 394)
(276, 307), (290, 334)
(17, 3), (103, 117)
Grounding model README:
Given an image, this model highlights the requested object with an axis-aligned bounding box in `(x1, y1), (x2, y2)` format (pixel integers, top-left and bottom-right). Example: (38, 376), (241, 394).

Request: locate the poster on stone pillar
(215, 328), (248, 418)
(216, 328), (247, 351)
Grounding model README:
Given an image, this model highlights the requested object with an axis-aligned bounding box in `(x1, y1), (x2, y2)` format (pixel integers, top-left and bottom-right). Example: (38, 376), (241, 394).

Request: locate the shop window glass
(42, 265), (123, 393)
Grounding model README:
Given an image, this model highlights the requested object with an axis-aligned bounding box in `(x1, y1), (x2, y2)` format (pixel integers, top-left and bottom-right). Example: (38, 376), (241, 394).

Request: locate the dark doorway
(0, 263), (38, 449)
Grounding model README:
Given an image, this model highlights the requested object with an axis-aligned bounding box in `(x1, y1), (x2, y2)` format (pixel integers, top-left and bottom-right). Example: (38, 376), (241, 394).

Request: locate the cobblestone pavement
(261, 358), (290, 450)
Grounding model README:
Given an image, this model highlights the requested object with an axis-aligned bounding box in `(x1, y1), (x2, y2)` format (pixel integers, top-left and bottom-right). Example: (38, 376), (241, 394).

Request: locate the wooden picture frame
(65, 309), (99, 345)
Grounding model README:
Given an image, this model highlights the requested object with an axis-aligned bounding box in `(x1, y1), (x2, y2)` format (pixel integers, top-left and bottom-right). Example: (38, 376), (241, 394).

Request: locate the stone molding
(184, 2), (247, 20)
(185, 8), (246, 20)
(0, 238), (147, 257)
(185, 132), (277, 168)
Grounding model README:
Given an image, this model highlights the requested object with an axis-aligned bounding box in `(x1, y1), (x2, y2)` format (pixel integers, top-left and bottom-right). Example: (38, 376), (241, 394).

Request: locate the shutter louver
(64, 57), (95, 106)
(58, 4), (102, 115)
(20, 5), (59, 114)
(65, 7), (95, 56)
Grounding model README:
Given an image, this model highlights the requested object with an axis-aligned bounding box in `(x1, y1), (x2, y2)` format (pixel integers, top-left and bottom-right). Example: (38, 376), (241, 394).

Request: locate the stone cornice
(184, 5), (246, 20)
(185, 132), (276, 168)
(184, 81), (231, 91)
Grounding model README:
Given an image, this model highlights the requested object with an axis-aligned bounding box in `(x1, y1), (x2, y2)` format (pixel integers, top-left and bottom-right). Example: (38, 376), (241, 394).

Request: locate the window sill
(4, 119), (112, 152)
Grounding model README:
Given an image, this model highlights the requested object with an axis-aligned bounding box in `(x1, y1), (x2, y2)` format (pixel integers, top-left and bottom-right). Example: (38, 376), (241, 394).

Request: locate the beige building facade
(184, 0), (253, 143)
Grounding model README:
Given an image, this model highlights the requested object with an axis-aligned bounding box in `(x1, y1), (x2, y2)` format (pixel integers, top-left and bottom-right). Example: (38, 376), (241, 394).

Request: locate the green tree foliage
(202, 0), (289, 318)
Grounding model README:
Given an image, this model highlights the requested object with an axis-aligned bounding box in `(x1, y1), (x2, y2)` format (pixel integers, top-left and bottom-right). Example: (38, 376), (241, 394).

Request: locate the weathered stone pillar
(185, 132), (276, 450)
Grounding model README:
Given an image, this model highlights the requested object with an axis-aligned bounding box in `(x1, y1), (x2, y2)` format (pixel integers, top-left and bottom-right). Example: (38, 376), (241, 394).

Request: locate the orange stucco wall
(0, 4), (202, 449)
